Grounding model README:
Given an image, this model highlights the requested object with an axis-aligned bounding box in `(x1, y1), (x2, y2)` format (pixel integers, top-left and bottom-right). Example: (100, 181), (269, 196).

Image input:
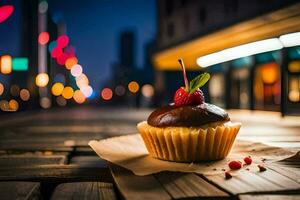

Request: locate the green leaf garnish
(189, 72), (210, 93)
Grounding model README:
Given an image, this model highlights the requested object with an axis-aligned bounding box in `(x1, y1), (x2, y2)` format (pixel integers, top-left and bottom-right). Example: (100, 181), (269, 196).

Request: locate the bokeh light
(56, 96), (67, 106)
(73, 90), (86, 104)
(57, 35), (69, 48)
(80, 85), (93, 98)
(9, 99), (19, 111)
(10, 84), (20, 97)
(101, 88), (113, 100)
(0, 55), (12, 74)
(65, 46), (76, 55)
(71, 64), (83, 77)
(62, 86), (74, 99)
(40, 97), (51, 109)
(65, 57), (78, 70)
(0, 100), (9, 111)
(141, 84), (154, 98)
(48, 41), (57, 52)
(115, 85), (126, 96)
(20, 89), (30, 101)
(38, 1), (48, 13)
(35, 73), (49, 87)
(0, 5), (14, 23)
(51, 82), (64, 96)
(51, 47), (63, 58)
(0, 83), (4, 95)
(128, 81), (139, 93)
(76, 74), (89, 89)
(38, 32), (49, 45)
(56, 53), (68, 65)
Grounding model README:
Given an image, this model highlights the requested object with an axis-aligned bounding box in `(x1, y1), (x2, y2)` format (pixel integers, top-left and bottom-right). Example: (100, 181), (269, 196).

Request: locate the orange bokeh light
(51, 82), (64, 96)
(65, 57), (78, 70)
(101, 88), (113, 100)
(128, 81), (139, 93)
(62, 86), (74, 99)
(0, 83), (4, 95)
(260, 63), (278, 84)
(0, 55), (12, 74)
(20, 89), (30, 101)
(73, 90), (86, 104)
(9, 99), (19, 111)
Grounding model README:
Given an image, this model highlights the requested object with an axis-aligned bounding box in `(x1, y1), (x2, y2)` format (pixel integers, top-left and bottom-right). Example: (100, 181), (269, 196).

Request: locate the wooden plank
(109, 164), (171, 200)
(239, 194), (300, 200)
(268, 164), (300, 184)
(0, 155), (67, 167)
(205, 167), (300, 194)
(0, 141), (73, 152)
(51, 182), (117, 200)
(70, 156), (107, 168)
(0, 164), (111, 182)
(155, 172), (229, 199)
(74, 146), (97, 156)
(0, 182), (40, 200)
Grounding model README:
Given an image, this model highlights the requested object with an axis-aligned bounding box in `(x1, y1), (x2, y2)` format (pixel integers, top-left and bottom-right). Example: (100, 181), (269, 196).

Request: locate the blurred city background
(0, 0), (300, 116)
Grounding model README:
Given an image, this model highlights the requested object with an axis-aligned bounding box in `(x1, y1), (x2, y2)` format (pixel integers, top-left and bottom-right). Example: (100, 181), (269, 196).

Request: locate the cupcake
(137, 59), (241, 162)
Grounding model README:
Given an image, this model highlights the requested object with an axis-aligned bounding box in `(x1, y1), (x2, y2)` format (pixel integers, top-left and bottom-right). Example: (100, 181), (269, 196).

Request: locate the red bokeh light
(38, 32), (49, 45)
(56, 53), (68, 65)
(57, 35), (69, 48)
(101, 88), (113, 100)
(51, 47), (63, 58)
(0, 5), (14, 23)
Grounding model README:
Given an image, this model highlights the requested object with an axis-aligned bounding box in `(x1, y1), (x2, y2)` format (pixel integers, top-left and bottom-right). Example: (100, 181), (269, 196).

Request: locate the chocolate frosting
(147, 103), (230, 127)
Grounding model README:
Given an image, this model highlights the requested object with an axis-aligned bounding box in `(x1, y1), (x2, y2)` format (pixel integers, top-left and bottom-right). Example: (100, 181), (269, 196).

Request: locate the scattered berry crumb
(258, 164), (267, 172)
(244, 156), (252, 165)
(225, 171), (232, 179)
(246, 168), (250, 171)
(228, 160), (242, 170)
(213, 168), (217, 171)
(221, 168), (226, 171)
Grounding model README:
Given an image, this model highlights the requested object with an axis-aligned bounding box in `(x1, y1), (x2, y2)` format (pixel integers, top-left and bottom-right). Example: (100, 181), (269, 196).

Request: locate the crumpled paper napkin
(89, 134), (294, 176)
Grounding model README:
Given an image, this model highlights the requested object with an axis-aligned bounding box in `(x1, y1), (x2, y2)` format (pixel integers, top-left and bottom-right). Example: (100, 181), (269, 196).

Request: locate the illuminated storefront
(284, 47), (300, 114)
(253, 52), (281, 111)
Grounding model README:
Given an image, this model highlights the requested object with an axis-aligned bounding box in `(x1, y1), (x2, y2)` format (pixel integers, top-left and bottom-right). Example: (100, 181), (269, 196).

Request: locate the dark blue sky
(0, 0), (156, 90)
(49, 0), (156, 89)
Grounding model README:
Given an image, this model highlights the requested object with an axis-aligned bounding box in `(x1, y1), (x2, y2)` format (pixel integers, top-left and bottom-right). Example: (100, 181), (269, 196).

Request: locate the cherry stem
(178, 58), (189, 91)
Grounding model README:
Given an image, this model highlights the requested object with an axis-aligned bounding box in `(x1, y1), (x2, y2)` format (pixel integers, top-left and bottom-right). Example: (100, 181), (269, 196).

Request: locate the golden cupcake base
(137, 121), (241, 162)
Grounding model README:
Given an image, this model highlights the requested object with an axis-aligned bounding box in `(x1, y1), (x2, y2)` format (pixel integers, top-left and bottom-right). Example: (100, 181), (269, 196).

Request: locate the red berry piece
(258, 164), (267, 172)
(191, 89), (204, 105)
(228, 160), (242, 170)
(173, 59), (210, 106)
(244, 156), (252, 165)
(225, 171), (232, 179)
(174, 87), (191, 106)
(174, 88), (204, 106)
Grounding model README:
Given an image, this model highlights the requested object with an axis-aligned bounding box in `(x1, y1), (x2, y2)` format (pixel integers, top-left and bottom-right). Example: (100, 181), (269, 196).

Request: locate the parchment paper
(89, 134), (295, 176)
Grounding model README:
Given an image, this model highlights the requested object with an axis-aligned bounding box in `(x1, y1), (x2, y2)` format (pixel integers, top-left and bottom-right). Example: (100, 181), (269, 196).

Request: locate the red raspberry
(174, 88), (204, 106)
(228, 160), (242, 170)
(244, 156), (252, 165)
(191, 89), (204, 105)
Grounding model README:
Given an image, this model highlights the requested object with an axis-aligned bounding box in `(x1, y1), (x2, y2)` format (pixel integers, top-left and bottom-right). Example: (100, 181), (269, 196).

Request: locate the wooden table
(0, 107), (299, 199)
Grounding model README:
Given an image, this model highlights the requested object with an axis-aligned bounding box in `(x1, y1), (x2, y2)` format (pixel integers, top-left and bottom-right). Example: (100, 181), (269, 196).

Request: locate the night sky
(0, 0), (156, 90)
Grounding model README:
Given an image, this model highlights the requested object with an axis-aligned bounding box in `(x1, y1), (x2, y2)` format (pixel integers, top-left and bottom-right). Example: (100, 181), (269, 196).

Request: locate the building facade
(153, 0), (300, 115)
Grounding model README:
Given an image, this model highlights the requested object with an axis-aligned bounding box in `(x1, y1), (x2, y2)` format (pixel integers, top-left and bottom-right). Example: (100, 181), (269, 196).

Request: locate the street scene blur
(1, 0), (300, 199)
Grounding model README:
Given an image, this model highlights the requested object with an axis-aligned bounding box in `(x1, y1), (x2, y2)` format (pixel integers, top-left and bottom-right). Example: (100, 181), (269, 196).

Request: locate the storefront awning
(153, 3), (300, 71)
